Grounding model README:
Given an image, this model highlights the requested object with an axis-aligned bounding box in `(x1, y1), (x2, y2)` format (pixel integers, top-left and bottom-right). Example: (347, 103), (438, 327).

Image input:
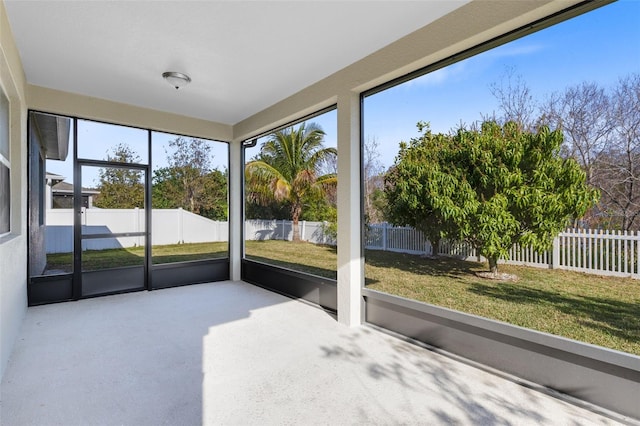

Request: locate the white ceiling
(4, 1), (467, 125)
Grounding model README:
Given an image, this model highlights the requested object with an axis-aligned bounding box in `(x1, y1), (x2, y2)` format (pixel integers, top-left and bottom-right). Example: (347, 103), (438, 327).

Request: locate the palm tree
(245, 123), (337, 241)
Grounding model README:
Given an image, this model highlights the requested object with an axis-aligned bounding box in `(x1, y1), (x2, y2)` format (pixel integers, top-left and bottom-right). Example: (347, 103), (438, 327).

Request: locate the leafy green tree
(384, 125), (470, 256)
(244, 198), (291, 221)
(153, 167), (227, 220)
(244, 187), (335, 222)
(385, 121), (598, 275)
(245, 123), (337, 241)
(94, 143), (144, 208)
(152, 137), (228, 220)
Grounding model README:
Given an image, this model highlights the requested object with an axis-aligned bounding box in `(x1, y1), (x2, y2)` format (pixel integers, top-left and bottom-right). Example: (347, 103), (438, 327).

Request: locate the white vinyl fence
(243, 219), (334, 245)
(46, 208), (228, 253)
(45, 209), (331, 253)
(365, 223), (640, 279)
(45, 209), (639, 279)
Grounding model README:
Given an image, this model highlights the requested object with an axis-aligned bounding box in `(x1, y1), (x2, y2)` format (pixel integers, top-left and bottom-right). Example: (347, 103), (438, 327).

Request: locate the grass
(365, 249), (640, 355)
(46, 239), (640, 355)
(45, 242), (229, 272)
(247, 240), (640, 356)
(245, 240), (338, 277)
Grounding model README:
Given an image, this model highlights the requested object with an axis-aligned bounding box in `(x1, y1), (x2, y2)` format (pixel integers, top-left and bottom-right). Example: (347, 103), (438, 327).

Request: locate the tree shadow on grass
(46, 243), (230, 272)
(245, 240), (338, 279)
(318, 243), (337, 255)
(364, 249), (483, 281)
(152, 250), (228, 265)
(47, 248), (146, 272)
(245, 254), (337, 280)
(468, 282), (640, 350)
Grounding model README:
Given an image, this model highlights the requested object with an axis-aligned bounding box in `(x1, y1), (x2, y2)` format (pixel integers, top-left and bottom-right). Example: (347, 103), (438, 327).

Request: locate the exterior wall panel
(0, 0), (28, 381)
(27, 119), (45, 275)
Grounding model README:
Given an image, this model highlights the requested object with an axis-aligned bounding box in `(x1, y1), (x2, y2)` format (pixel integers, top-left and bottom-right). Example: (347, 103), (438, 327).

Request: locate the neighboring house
(29, 114), (71, 277)
(45, 172), (99, 209)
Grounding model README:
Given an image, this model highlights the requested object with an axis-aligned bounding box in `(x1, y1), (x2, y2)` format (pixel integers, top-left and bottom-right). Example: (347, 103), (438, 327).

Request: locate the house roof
(51, 181), (99, 196)
(45, 172), (65, 181)
(31, 112), (70, 161)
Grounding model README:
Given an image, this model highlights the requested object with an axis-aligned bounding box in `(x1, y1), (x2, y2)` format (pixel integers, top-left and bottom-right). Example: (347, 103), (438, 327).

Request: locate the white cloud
(486, 43), (545, 59)
(408, 61), (469, 88)
(402, 43), (544, 89)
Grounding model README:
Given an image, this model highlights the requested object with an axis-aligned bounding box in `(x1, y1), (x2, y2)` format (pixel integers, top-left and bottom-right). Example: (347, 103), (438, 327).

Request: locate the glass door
(76, 162), (149, 297)
(27, 113), (230, 305)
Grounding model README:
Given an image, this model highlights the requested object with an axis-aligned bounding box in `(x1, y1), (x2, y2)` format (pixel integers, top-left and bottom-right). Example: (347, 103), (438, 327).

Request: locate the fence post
(552, 236), (560, 269)
(82, 206), (87, 251)
(322, 221), (327, 244)
(382, 222), (388, 251)
(134, 207), (140, 247)
(302, 220), (306, 241)
(140, 208), (145, 246)
(178, 207), (184, 243)
(636, 230), (639, 279)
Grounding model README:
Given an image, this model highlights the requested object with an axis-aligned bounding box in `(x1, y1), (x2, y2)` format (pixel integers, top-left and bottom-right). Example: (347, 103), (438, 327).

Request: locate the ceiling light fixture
(162, 71), (191, 90)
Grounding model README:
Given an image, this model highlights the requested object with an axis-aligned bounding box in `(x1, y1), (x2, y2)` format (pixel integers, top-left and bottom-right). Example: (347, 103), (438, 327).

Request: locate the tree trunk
(291, 203), (302, 242)
(488, 257), (499, 275)
(431, 238), (440, 256)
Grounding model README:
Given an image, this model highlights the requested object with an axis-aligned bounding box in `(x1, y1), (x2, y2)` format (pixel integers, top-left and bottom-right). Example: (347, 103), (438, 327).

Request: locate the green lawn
(46, 241), (228, 272)
(47, 239), (640, 355)
(245, 240), (338, 277)
(246, 240), (640, 356)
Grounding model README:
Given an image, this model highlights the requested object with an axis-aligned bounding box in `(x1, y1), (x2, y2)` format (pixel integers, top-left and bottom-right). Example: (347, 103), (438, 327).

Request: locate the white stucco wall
(0, 0), (28, 380)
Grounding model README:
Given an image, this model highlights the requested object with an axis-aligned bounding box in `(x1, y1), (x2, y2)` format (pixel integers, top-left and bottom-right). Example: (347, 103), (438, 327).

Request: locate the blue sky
(50, 0), (639, 182)
(48, 120), (229, 187)
(362, 0), (640, 168)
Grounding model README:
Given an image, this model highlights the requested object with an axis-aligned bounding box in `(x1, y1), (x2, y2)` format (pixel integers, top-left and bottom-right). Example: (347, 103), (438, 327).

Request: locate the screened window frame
(240, 104), (338, 262)
(357, 0), (637, 418)
(0, 85), (11, 237)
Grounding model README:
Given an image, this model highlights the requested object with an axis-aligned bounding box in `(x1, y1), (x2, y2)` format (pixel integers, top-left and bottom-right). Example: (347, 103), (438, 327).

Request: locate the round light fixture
(162, 71), (191, 90)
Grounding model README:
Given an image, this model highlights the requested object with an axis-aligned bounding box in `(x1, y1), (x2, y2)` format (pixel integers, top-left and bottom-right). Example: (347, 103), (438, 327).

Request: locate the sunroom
(1, 0), (638, 423)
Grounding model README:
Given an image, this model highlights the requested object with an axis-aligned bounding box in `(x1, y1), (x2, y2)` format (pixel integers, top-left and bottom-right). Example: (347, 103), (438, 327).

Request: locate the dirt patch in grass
(475, 271), (519, 281)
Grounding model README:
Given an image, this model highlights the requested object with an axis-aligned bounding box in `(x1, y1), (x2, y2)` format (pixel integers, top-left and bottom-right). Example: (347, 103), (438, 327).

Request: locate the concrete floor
(0, 281), (631, 425)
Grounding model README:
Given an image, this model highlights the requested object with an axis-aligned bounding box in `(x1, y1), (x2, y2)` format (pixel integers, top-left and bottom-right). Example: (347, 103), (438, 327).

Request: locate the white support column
(336, 92), (363, 326)
(229, 140), (243, 281)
